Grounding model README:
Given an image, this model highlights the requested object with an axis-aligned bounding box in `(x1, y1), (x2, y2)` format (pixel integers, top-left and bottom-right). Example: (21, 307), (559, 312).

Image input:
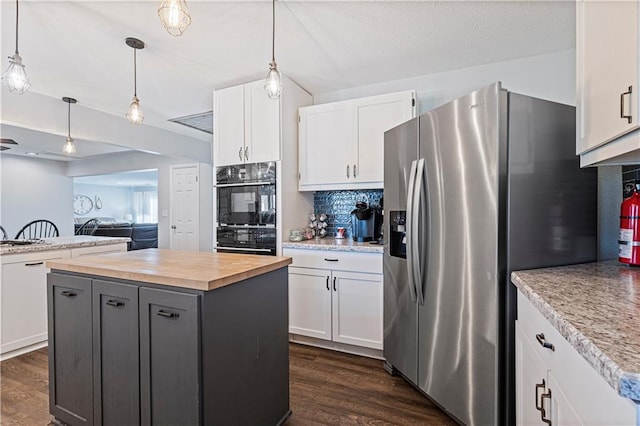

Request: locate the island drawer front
(283, 248), (382, 274)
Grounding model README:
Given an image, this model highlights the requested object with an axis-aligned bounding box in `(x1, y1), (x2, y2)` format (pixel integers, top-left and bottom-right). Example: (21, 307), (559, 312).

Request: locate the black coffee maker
(350, 201), (382, 242)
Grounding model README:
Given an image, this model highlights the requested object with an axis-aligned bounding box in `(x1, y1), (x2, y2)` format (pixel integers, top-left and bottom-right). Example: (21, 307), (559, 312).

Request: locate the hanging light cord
(67, 101), (71, 138)
(133, 48), (137, 97)
(14, 0), (19, 55)
(271, 0), (276, 62)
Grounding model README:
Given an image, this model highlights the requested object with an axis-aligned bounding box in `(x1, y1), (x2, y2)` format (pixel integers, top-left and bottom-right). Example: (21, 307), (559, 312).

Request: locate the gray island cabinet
(46, 249), (292, 426)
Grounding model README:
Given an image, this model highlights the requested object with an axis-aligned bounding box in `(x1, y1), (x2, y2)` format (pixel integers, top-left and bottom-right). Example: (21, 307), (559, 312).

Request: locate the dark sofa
(76, 222), (158, 251)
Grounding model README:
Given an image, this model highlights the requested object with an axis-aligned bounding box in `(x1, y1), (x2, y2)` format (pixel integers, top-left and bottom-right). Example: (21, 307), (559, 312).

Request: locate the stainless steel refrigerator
(383, 82), (597, 426)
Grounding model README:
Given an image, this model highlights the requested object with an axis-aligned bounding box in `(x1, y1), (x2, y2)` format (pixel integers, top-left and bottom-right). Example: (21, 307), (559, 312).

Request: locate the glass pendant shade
(264, 63), (283, 100)
(62, 136), (76, 156)
(158, 0), (191, 36)
(2, 53), (30, 94)
(127, 96), (144, 125)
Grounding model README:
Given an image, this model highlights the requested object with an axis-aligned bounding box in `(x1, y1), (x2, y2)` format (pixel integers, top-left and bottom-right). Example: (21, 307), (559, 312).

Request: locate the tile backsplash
(622, 165), (640, 197)
(313, 190), (383, 238)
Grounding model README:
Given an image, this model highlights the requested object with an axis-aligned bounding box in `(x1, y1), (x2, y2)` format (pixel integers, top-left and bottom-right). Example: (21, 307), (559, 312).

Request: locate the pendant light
(158, 0), (191, 36)
(2, 0), (30, 94)
(264, 0), (283, 99)
(125, 37), (145, 126)
(62, 97), (77, 156)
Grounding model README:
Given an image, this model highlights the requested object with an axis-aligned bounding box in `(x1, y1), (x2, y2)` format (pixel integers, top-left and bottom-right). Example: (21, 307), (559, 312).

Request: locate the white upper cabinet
(213, 80), (280, 167)
(577, 0), (640, 166)
(299, 90), (416, 190)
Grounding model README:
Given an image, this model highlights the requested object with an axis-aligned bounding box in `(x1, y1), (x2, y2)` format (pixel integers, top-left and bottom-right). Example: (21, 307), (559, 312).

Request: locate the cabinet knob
(326, 276), (330, 291)
(61, 290), (77, 298)
(333, 276), (337, 291)
(535, 379), (546, 411)
(171, 225), (176, 230)
(239, 147), (243, 161)
(346, 165), (350, 178)
(25, 261), (44, 267)
(540, 388), (552, 425)
(244, 146), (249, 161)
(353, 164), (357, 178)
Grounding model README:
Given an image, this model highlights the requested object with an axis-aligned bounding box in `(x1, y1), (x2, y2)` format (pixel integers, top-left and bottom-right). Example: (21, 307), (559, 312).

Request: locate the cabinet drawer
(283, 248), (382, 274)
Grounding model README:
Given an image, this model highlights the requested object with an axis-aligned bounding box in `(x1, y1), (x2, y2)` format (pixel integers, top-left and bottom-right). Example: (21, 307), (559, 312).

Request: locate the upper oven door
(217, 183), (276, 226)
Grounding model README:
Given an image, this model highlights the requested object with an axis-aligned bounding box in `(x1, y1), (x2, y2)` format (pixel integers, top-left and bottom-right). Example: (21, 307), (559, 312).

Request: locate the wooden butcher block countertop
(46, 248), (292, 291)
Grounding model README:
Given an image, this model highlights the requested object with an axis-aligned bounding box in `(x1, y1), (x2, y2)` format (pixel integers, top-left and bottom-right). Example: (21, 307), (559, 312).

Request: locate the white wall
(0, 155), (74, 238)
(73, 183), (133, 222)
(314, 50), (576, 109)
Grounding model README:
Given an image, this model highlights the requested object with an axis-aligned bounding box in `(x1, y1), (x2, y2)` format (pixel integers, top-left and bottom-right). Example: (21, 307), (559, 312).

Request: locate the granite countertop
(47, 248), (292, 291)
(0, 235), (131, 255)
(511, 260), (640, 401)
(282, 237), (383, 253)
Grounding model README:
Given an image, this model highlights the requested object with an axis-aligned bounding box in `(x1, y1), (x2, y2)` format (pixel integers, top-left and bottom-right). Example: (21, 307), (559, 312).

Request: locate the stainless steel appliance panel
(417, 83), (501, 426)
(383, 118), (419, 383)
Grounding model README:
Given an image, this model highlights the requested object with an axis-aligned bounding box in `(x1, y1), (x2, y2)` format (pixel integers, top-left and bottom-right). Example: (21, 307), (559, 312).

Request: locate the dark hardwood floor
(1, 343), (454, 425)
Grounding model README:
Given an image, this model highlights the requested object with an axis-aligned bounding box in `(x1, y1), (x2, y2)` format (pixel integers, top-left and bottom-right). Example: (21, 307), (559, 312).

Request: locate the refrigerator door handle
(413, 158), (426, 305)
(405, 159), (418, 303)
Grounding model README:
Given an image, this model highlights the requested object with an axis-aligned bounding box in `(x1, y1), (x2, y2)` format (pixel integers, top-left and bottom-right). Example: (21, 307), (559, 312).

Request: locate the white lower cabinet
(1, 242), (129, 359)
(1, 250), (70, 356)
(284, 248), (383, 351)
(516, 292), (636, 425)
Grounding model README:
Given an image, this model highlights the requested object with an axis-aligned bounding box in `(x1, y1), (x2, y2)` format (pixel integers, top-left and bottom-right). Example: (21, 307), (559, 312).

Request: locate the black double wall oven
(215, 162), (276, 256)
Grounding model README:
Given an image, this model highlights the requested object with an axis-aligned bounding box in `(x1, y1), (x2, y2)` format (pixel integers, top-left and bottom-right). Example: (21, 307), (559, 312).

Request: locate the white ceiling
(0, 0), (575, 161)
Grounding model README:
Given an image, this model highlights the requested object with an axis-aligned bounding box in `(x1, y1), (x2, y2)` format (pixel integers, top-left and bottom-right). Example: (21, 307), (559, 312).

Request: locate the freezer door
(383, 118), (418, 383)
(417, 83), (502, 426)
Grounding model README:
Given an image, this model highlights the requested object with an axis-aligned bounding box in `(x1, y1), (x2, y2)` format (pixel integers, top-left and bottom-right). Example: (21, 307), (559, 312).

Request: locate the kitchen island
(512, 261), (640, 425)
(46, 249), (292, 426)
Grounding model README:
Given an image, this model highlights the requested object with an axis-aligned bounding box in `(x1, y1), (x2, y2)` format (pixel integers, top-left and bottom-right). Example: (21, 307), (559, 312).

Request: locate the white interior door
(170, 165), (199, 251)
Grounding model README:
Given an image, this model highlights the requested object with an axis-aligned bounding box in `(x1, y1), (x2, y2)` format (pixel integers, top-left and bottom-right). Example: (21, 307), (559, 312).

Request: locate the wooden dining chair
(14, 220), (59, 239)
(75, 218), (99, 236)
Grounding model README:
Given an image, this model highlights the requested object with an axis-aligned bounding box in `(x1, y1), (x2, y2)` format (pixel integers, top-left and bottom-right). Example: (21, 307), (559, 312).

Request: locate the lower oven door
(216, 227), (276, 256)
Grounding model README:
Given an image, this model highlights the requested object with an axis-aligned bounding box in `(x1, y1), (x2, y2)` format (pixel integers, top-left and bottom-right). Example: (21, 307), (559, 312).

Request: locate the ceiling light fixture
(158, 0), (191, 36)
(2, 0), (30, 94)
(126, 37), (145, 126)
(264, 0), (283, 100)
(62, 97), (77, 156)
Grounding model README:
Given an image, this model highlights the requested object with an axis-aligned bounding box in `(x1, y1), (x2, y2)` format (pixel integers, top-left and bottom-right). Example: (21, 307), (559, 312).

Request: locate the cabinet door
(245, 79), (280, 163)
(139, 287), (200, 426)
(298, 102), (353, 188)
(352, 91), (415, 185)
(288, 266), (332, 340)
(214, 84), (245, 166)
(331, 271), (383, 349)
(547, 371), (583, 426)
(47, 273), (93, 426)
(577, 0), (640, 154)
(1, 251), (69, 354)
(92, 280), (139, 426)
(515, 322), (547, 426)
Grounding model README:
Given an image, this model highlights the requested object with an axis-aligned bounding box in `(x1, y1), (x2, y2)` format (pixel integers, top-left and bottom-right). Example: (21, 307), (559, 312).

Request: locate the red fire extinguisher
(619, 183), (640, 265)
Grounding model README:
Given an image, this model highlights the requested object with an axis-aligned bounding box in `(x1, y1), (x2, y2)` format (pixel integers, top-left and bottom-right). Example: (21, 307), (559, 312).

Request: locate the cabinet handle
(106, 300), (125, 308)
(244, 146), (249, 161)
(353, 164), (357, 178)
(326, 276), (330, 291)
(239, 147), (243, 161)
(346, 165), (350, 178)
(157, 310), (179, 319)
(324, 258), (339, 262)
(621, 86), (632, 124)
(171, 225), (176, 230)
(540, 388), (552, 425)
(535, 379), (546, 411)
(535, 333), (555, 351)
(333, 276), (337, 291)
(25, 261), (44, 267)
(61, 290), (77, 298)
